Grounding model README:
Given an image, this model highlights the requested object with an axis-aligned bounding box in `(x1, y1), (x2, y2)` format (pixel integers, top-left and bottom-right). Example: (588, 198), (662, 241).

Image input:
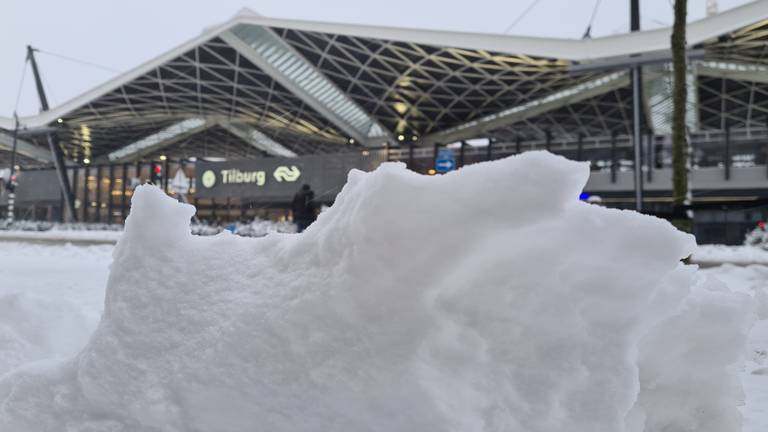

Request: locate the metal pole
(5, 114), (20, 224)
(95, 165), (102, 223)
(108, 164), (115, 224)
(486, 139), (493, 161)
(610, 131), (617, 184)
(121, 163), (128, 222)
(630, 0), (644, 211)
(27, 45), (77, 221)
(647, 131), (654, 183)
(83, 165), (90, 222)
(725, 123), (731, 180)
(163, 158), (169, 193)
(459, 141), (466, 167)
(545, 129), (551, 152)
(577, 133), (583, 161)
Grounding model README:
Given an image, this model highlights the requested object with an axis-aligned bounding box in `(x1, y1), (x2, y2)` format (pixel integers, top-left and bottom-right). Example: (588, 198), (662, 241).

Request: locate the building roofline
(3, 1), (766, 131)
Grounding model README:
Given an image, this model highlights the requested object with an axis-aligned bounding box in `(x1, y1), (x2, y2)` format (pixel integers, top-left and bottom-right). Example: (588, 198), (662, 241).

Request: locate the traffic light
(151, 164), (162, 185)
(6, 174), (17, 193)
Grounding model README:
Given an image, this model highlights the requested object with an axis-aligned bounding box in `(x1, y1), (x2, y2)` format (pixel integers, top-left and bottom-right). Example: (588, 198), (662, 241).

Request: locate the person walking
(292, 184), (316, 232)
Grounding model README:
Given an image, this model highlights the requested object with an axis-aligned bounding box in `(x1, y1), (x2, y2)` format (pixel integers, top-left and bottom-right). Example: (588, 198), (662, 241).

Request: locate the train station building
(2, 3), (768, 243)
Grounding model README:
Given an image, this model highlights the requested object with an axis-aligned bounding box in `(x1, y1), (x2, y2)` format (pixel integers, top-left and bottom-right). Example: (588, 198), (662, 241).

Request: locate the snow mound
(0, 152), (755, 431)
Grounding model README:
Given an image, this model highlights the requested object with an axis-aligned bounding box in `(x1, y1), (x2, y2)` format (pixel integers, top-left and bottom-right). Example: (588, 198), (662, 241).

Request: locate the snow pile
(0, 152), (755, 432)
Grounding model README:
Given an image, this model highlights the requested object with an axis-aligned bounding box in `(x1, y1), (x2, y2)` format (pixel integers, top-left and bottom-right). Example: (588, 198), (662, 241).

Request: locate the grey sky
(1, 0), (754, 118)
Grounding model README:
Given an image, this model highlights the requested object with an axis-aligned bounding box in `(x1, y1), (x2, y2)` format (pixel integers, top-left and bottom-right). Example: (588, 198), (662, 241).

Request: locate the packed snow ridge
(0, 152), (755, 432)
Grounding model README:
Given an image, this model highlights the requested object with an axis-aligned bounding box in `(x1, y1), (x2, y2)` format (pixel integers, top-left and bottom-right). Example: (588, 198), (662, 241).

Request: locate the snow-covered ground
(0, 153), (765, 431)
(693, 244), (768, 266)
(4, 242), (766, 430)
(0, 242), (111, 377)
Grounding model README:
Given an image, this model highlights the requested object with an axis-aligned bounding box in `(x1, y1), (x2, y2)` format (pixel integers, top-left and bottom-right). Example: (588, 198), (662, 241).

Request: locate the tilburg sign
(200, 165), (301, 189)
(193, 153), (388, 203)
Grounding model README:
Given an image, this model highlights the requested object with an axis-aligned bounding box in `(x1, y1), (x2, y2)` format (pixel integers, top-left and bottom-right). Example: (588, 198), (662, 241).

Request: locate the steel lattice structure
(2, 4), (768, 167)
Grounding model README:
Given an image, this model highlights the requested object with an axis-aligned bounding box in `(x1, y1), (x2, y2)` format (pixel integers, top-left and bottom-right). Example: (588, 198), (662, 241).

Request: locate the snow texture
(694, 244), (768, 265)
(0, 152), (756, 431)
(0, 243), (110, 378)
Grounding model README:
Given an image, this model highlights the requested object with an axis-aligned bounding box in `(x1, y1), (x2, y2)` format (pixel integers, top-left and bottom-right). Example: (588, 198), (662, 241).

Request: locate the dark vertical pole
(71, 168), (79, 220)
(577, 133), (583, 161)
(408, 142), (414, 170)
(766, 115), (768, 178)
(486, 139), (493, 161)
(516, 136), (522, 154)
(725, 123), (731, 180)
(163, 159), (169, 193)
(121, 163), (128, 222)
(95, 165), (102, 223)
(630, 0), (640, 31)
(610, 131), (617, 184)
(545, 130), (551, 152)
(647, 131), (654, 183)
(630, 0), (644, 211)
(27, 46), (77, 221)
(4, 114), (19, 223)
(459, 141), (466, 167)
(59, 189), (64, 223)
(83, 165), (90, 222)
(107, 164), (115, 224)
(433, 142), (440, 171)
(211, 198), (217, 221)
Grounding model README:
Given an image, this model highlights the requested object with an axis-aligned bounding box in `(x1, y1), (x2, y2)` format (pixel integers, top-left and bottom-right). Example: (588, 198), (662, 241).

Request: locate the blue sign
(435, 148), (456, 173)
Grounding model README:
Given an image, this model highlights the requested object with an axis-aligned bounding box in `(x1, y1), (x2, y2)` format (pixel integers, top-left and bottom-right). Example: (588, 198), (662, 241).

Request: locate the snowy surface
(0, 229), (122, 243)
(0, 152), (762, 431)
(0, 242), (111, 377)
(0, 219), (296, 244)
(693, 244), (768, 265)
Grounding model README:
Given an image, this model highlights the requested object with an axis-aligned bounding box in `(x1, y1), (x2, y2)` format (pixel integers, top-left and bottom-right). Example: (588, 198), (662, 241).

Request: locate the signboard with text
(194, 152), (387, 203)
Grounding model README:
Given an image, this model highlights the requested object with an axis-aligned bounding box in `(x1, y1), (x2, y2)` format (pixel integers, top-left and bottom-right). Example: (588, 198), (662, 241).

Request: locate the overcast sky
(1, 0), (754, 117)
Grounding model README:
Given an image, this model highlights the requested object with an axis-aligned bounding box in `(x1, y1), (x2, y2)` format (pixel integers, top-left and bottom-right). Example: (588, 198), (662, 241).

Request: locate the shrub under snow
(0, 152), (755, 431)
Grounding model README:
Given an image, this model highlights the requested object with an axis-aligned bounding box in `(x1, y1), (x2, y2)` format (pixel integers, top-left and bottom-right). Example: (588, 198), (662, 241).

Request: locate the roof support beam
(422, 71), (630, 145)
(644, 66), (700, 134)
(0, 132), (53, 163)
(695, 60), (768, 84)
(220, 25), (391, 146)
(216, 120), (297, 157)
(107, 117), (214, 163)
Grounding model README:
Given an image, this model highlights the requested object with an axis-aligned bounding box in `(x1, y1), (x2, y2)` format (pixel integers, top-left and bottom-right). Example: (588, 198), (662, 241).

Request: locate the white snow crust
(0, 243), (110, 378)
(0, 152), (756, 431)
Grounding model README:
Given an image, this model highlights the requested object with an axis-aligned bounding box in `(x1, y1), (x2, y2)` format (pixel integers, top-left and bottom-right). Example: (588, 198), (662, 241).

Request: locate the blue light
(579, 192), (590, 201)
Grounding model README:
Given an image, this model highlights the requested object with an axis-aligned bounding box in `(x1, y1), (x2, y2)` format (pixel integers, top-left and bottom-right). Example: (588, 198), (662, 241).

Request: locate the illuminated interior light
(393, 102), (409, 115)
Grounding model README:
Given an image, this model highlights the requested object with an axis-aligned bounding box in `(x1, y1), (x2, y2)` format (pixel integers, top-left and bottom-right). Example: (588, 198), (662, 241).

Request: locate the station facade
(2, 4), (768, 244)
